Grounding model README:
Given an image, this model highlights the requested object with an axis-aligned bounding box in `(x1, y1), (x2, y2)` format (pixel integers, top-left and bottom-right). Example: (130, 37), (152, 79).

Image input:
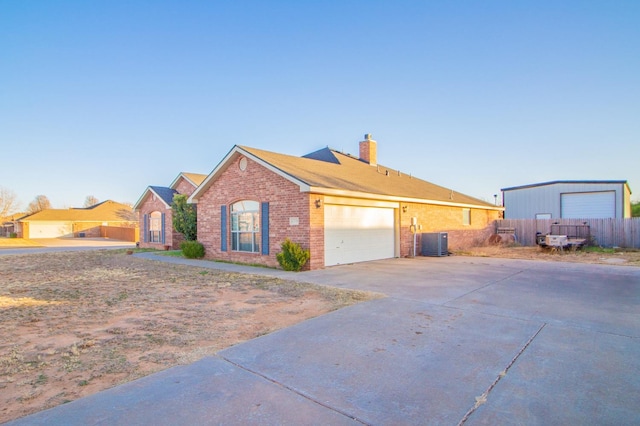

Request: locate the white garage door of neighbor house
(561, 191), (616, 218)
(324, 204), (395, 266)
(29, 223), (73, 238)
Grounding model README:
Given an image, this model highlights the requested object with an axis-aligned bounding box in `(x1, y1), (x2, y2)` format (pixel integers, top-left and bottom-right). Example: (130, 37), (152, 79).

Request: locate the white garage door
(29, 222), (73, 238)
(561, 191), (616, 218)
(324, 205), (395, 266)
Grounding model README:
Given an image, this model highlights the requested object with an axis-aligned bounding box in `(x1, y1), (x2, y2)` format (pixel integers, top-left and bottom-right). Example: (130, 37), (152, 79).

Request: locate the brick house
(134, 172), (206, 249)
(188, 135), (503, 270)
(18, 201), (136, 239)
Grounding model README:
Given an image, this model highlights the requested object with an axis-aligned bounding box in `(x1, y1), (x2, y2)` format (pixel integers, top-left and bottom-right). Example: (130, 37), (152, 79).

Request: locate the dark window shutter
(261, 202), (269, 255)
(161, 213), (166, 245)
(221, 205), (227, 252)
(143, 214), (148, 243)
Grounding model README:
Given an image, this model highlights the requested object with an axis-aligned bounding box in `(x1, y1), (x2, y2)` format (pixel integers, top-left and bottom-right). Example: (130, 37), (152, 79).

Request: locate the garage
(324, 204), (395, 266)
(28, 222), (73, 238)
(561, 191), (616, 218)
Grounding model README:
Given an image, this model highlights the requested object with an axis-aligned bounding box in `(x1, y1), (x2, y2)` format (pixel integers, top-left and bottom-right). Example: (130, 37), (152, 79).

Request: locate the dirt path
(0, 250), (379, 423)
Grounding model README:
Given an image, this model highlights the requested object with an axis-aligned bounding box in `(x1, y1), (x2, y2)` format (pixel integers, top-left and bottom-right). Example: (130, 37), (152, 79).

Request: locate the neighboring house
(188, 135), (502, 270)
(501, 180), (632, 219)
(18, 201), (137, 239)
(134, 172), (207, 249)
(2, 213), (27, 237)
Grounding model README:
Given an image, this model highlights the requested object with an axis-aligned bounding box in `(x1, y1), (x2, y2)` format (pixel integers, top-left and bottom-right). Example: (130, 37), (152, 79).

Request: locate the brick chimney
(359, 134), (377, 166)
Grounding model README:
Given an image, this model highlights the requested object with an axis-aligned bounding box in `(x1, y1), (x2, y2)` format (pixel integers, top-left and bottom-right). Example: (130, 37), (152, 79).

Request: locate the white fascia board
(133, 187), (171, 211)
(188, 146), (310, 203)
(240, 149), (311, 192)
(133, 187), (151, 211)
(188, 146), (239, 203)
(169, 173), (200, 190)
(309, 187), (504, 211)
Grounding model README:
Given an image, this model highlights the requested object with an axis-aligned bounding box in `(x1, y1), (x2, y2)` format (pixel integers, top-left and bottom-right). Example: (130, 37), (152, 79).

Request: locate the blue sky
(1, 1), (638, 210)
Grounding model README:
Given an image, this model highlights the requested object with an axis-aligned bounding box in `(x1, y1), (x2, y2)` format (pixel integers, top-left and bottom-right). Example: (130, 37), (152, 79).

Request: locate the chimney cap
(364, 133), (373, 140)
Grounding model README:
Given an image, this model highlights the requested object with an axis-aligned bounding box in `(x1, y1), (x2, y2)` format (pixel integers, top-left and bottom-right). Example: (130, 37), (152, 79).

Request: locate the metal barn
(501, 180), (632, 219)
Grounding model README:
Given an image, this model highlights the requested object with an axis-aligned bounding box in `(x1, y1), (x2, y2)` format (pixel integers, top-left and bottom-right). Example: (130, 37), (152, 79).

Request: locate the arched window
(231, 200), (260, 253)
(149, 211), (162, 243)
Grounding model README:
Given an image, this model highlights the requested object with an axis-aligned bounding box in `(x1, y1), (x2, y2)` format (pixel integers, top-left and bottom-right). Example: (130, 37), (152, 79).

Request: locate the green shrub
(276, 238), (310, 271)
(9, 232), (17, 238)
(181, 241), (205, 259)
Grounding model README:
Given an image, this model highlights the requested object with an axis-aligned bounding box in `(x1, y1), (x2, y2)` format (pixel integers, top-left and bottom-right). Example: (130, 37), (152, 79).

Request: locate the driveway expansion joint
(218, 355), (370, 425)
(457, 322), (547, 425)
(444, 269), (528, 305)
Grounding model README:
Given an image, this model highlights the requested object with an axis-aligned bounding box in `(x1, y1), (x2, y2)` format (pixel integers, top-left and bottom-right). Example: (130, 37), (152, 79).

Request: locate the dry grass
(0, 250), (380, 423)
(453, 245), (640, 266)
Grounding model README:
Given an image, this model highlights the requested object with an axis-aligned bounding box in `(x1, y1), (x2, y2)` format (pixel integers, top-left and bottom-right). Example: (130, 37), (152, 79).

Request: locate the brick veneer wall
(137, 196), (175, 249)
(197, 155), (316, 269)
(399, 203), (501, 255)
(137, 178), (198, 250)
(173, 177), (197, 197)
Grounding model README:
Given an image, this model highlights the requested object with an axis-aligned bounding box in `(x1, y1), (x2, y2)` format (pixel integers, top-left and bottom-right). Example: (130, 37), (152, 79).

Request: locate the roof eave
(133, 187), (171, 211)
(309, 187), (503, 210)
(188, 146), (310, 203)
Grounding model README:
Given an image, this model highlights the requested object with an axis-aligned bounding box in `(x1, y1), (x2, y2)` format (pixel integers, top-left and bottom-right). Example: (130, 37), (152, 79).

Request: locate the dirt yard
(454, 245), (640, 266)
(0, 250), (380, 423)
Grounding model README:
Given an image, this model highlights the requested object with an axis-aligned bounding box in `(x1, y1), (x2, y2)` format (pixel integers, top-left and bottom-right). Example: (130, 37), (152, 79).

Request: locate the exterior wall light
(402, 205), (408, 213)
(315, 199), (322, 208)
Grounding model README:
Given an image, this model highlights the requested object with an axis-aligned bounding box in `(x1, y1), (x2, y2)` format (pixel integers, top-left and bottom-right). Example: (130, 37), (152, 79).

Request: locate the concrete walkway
(6, 254), (640, 425)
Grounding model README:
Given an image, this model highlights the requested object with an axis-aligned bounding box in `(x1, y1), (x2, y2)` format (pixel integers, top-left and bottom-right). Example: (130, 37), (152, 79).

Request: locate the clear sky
(1, 1), (638, 210)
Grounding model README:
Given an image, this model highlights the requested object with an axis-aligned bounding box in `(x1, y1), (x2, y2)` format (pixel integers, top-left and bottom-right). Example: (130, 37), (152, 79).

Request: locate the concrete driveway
(7, 256), (640, 425)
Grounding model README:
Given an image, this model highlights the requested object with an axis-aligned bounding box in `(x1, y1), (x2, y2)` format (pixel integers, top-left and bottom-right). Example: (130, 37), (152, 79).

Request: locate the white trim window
(149, 211), (162, 243)
(231, 200), (260, 253)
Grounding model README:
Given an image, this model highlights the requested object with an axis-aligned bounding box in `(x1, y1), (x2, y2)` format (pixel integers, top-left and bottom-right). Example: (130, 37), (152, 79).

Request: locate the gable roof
(133, 186), (178, 210)
(190, 145), (498, 209)
(134, 172), (207, 211)
(501, 180), (631, 193)
(170, 172), (207, 189)
(20, 201), (135, 222)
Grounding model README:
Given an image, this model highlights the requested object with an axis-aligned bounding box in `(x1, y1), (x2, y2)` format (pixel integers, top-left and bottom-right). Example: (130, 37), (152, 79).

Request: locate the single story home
(134, 172), (207, 249)
(501, 180), (632, 219)
(2, 213), (27, 237)
(188, 135), (502, 270)
(18, 200), (137, 239)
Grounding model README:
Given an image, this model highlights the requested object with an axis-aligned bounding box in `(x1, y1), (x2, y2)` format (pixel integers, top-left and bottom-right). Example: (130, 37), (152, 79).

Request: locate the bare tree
(84, 195), (100, 208)
(0, 186), (20, 219)
(27, 195), (52, 214)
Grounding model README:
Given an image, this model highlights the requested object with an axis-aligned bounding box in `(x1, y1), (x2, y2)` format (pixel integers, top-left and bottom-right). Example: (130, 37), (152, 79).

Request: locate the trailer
(536, 223), (591, 251)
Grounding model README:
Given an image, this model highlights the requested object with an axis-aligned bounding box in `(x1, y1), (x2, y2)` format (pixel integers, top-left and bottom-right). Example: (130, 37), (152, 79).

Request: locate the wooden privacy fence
(101, 226), (139, 242)
(495, 218), (640, 248)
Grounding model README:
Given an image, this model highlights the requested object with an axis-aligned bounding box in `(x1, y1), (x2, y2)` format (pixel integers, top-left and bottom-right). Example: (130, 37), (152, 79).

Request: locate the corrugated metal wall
(503, 182), (627, 219)
(495, 218), (640, 248)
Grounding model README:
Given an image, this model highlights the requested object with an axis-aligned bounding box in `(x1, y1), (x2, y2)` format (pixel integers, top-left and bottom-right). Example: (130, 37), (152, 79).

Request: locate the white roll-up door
(561, 191), (615, 218)
(324, 205), (395, 266)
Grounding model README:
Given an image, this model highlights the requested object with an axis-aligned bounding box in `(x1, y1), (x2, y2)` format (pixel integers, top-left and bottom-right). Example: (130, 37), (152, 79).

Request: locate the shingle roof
(20, 201), (135, 222)
(192, 145), (495, 208)
(149, 186), (178, 206)
(179, 172), (207, 187)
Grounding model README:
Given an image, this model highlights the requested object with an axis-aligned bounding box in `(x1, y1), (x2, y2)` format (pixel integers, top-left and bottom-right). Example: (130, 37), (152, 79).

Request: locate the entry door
(324, 205), (395, 266)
